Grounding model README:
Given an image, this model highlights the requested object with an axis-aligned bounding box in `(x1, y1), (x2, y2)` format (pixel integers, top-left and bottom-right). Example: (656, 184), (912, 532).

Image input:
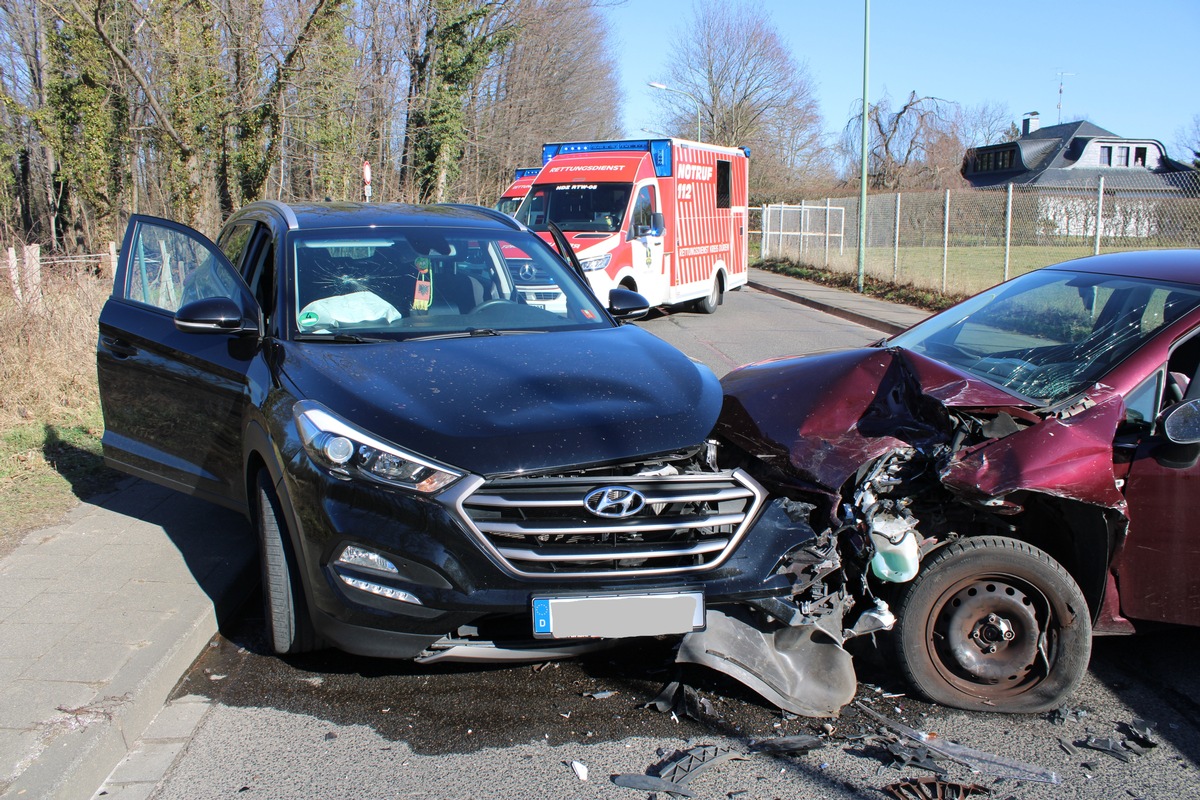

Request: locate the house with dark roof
(963, 112), (1196, 191)
(962, 112), (1198, 238)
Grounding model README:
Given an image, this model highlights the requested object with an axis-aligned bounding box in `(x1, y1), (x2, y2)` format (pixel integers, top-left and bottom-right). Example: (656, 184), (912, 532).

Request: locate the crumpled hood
(280, 325), (721, 476)
(718, 346), (1124, 509)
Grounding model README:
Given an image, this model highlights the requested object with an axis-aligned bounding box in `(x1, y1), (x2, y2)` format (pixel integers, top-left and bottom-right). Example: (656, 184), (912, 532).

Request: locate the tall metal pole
(857, 0), (870, 293)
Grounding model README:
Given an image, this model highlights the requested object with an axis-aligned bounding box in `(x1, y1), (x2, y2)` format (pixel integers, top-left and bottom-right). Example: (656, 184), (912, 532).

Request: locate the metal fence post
(1094, 176), (1105, 255)
(942, 190), (950, 293)
(825, 198), (832, 264)
(893, 192), (901, 282)
(799, 200), (806, 258)
(760, 204), (768, 259)
(1004, 183), (1013, 281)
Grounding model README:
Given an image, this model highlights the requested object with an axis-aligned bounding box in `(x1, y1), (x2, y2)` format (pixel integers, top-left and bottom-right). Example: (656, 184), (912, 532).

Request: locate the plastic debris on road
(612, 745), (746, 798)
(881, 776), (991, 799)
(855, 702), (1060, 784)
(748, 734), (826, 756)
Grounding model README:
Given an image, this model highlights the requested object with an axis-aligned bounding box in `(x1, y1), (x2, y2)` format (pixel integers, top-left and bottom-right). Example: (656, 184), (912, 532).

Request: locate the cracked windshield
(889, 269), (1200, 404)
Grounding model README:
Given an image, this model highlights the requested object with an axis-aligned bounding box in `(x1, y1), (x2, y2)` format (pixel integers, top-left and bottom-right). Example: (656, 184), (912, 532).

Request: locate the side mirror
(634, 225), (652, 238)
(1160, 397), (1200, 444)
(608, 287), (650, 322)
(650, 212), (665, 236)
(175, 296), (258, 336)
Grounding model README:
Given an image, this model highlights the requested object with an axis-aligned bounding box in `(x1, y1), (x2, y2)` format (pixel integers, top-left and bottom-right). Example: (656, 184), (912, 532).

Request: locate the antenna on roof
(1056, 71), (1076, 125)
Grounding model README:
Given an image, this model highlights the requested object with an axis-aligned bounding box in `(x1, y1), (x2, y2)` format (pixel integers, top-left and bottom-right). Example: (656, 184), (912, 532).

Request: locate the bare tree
(955, 101), (1013, 148)
(656, 0), (826, 201)
(460, 0), (622, 205)
(841, 91), (967, 191)
(1176, 113), (1200, 169)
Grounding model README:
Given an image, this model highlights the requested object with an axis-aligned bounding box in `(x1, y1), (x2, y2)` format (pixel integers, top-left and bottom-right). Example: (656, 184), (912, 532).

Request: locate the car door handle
(101, 337), (138, 359)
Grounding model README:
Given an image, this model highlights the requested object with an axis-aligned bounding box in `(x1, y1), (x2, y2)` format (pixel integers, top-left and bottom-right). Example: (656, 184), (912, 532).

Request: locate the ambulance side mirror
(651, 212), (664, 236)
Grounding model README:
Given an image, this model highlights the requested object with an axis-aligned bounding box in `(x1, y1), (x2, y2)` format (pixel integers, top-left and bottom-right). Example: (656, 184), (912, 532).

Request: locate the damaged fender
(706, 347), (1133, 716)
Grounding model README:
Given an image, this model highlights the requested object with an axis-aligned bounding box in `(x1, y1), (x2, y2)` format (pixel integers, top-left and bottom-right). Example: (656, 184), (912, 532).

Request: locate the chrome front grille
(453, 468), (766, 578)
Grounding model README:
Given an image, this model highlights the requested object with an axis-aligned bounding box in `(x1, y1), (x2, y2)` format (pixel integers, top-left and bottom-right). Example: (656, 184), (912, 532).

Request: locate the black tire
(892, 536), (1091, 713)
(256, 472), (319, 655)
(694, 276), (722, 314)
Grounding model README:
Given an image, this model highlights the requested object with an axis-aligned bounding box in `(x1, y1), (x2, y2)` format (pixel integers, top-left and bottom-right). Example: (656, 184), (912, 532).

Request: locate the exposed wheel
(256, 472), (318, 655)
(694, 276), (722, 314)
(892, 536), (1091, 713)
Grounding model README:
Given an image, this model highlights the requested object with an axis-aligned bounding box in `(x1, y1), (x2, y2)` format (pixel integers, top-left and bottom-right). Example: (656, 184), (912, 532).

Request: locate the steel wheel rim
(924, 572), (1057, 700)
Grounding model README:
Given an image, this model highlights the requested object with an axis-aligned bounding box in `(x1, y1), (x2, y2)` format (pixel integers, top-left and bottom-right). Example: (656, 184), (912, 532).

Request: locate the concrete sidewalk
(748, 267), (930, 335)
(0, 480), (255, 799)
(0, 271), (927, 799)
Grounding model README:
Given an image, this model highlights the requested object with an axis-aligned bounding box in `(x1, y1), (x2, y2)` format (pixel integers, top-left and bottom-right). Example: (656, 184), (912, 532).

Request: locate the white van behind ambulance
(514, 138), (750, 313)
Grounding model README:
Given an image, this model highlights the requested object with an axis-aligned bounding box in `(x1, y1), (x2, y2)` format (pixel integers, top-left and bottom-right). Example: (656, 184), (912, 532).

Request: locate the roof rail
(245, 199), (300, 231)
(436, 203), (524, 231)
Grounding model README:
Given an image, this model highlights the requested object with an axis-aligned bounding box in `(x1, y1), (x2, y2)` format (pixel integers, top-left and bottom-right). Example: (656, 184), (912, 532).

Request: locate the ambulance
(514, 138), (749, 313)
(494, 167), (541, 217)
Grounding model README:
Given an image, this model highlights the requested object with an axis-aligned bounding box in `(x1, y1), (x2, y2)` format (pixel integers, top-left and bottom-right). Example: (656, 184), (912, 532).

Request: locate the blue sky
(605, 0), (1200, 156)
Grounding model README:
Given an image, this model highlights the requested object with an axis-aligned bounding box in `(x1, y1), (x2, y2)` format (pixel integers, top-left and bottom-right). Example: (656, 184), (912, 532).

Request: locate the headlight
(579, 253), (611, 272)
(293, 400), (462, 493)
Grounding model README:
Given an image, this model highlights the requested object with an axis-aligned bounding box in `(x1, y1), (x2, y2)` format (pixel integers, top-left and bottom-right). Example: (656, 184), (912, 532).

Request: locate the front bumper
(282, 462), (818, 659)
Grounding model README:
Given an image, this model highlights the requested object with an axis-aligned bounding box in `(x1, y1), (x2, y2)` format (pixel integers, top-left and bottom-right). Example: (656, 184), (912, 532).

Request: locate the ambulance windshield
(515, 183), (632, 233)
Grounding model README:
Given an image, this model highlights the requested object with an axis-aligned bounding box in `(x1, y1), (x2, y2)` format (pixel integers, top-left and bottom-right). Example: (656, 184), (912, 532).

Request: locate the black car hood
(279, 325), (721, 476)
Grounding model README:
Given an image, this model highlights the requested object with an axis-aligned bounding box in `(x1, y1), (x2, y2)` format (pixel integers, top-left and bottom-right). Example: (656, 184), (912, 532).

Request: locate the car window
(890, 269), (1200, 405)
(631, 186), (655, 234)
(289, 227), (609, 339)
(123, 220), (239, 312)
(516, 184), (631, 232)
(218, 223), (256, 273)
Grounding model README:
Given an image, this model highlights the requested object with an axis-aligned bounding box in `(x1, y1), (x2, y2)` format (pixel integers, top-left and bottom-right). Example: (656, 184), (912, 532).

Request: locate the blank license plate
(532, 592), (704, 639)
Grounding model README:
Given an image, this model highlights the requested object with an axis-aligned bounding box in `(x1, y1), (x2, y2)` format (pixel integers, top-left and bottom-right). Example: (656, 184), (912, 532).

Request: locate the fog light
(336, 545), (398, 574)
(340, 575), (421, 605)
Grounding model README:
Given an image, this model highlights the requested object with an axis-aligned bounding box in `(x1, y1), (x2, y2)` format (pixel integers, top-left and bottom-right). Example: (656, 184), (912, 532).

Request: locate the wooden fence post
(6, 247), (19, 303)
(108, 241), (118, 280)
(22, 244), (42, 310)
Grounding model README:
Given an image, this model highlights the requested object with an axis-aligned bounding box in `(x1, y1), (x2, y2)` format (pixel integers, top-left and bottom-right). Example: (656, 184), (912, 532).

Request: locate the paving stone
(0, 680), (100, 730)
(19, 638), (139, 684)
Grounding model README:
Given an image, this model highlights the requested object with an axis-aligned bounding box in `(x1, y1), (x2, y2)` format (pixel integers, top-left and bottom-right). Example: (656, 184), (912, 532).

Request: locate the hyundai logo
(518, 263), (538, 281)
(583, 486), (646, 518)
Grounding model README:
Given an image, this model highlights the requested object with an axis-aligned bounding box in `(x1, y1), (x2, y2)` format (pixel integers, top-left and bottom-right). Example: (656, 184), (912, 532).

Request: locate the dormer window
(975, 148), (1015, 172)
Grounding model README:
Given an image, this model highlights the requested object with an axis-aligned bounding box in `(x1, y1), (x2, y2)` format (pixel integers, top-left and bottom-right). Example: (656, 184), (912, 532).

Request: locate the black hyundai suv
(96, 201), (785, 664)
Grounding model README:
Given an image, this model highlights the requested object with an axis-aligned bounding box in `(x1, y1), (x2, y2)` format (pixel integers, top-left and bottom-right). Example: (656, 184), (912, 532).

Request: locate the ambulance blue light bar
(513, 167), (541, 179)
(542, 139), (675, 178)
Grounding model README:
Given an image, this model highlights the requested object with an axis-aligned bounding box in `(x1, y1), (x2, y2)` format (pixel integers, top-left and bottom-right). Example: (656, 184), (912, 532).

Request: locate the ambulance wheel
(695, 276), (722, 314)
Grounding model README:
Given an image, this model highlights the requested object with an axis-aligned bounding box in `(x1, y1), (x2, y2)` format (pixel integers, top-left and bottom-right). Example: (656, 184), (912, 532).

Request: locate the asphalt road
(103, 288), (1200, 799)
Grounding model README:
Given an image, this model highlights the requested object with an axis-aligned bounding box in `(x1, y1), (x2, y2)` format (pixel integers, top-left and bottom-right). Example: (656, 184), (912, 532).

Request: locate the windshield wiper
(406, 328), (546, 342)
(292, 332), (387, 343)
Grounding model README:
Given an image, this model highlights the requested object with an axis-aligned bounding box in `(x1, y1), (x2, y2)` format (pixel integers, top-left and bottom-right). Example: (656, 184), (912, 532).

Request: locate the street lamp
(648, 82), (702, 142)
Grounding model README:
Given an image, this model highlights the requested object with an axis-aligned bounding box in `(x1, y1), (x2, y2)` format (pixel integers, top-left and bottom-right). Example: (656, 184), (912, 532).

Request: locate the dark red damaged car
(704, 249), (1200, 714)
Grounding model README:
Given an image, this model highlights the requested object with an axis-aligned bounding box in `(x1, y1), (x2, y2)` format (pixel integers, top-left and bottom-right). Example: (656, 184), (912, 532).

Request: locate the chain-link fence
(762, 171), (1200, 296)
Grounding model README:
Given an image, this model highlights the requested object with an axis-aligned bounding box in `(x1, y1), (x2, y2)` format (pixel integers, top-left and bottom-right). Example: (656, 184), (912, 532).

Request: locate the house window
(1117, 146), (1130, 167)
(1135, 146), (1147, 167)
(974, 149), (1013, 172)
(1100, 146), (1112, 166)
